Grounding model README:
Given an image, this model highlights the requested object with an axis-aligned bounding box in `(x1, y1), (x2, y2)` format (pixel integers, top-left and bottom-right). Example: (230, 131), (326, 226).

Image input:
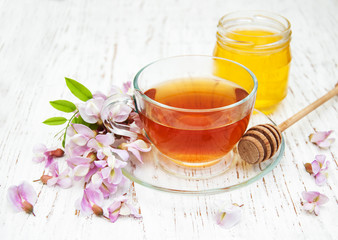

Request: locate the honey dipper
(238, 83), (338, 164)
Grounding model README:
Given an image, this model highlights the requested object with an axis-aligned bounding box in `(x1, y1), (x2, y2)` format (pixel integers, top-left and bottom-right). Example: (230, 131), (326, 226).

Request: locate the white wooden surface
(1, 0), (337, 239)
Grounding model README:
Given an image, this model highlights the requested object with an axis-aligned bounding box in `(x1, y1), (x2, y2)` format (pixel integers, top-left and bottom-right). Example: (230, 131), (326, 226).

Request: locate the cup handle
(100, 93), (138, 139)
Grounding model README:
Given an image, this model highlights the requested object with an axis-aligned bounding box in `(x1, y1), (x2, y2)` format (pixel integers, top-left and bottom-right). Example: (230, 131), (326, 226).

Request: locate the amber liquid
(141, 78), (251, 167)
(214, 29), (291, 113)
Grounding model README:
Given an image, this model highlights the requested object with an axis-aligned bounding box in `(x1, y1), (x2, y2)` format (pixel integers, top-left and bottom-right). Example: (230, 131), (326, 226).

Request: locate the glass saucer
(123, 109), (285, 195)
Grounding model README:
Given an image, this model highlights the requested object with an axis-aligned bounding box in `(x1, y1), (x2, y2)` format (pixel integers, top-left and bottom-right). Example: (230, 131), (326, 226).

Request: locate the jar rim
(217, 10), (291, 48)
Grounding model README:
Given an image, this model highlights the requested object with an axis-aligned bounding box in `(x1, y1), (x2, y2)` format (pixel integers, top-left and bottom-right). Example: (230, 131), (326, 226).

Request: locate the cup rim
(133, 55), (258, 113)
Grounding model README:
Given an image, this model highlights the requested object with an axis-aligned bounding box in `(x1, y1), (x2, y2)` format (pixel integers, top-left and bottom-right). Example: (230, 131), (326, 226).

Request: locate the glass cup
(102, 56), (257, 177)
(213, 11), (292, 113)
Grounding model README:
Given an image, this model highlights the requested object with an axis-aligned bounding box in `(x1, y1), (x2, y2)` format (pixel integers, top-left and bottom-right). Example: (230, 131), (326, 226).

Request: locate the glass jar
(213, 11), (292, 113)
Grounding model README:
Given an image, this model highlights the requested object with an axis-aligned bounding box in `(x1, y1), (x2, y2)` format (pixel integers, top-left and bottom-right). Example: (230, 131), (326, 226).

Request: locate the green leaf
(43, 117), (67, 125)
(65, 77), (93, 101)
(50, 100), (77, 113)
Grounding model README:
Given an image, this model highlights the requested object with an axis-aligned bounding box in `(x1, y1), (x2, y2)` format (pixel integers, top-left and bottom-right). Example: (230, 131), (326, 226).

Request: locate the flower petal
(67, 156), (91, 168)
(47, 177), (59, 186)
(309, 130), (333, 143)
(72, 124), (96, 138)
(128, 147), (143, 163)
(317, 138), (335, 149)
(315, 155), (326, 165)
(74, 164), (90, 177)
(94, 160), (107, 168)
(87, 139), (100, 150)
(7, 186), (22, 211)
(33, 144), (47, 154)
(100, 166), (111, 179)
(85, 186), (104, 206)
(111, 148), (129, 161)
(125, 203), (141, 218)
(96, 134), (115, 146)
(302, 191), (320, 203)
(57, 178), (72, 189)
(111, 103), (132, 123)
(70, 134), (88, 146)
(302, 202), (315, 212)
(91, 173), (103, 188)
(108, 201), (122, 223)
(311, 160), (321, 175)
(216, 205), (242, 229)
(127, 139), (151, 152)
(315, 173), (327, 186)
(314, 205), (320, 215)
(17, 181), (37, 204)
(316, 193), (329, 205)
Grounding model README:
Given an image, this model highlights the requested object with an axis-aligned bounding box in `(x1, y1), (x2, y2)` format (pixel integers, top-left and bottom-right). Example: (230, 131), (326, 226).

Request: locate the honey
(141, 77), (251, 167)
(213, 12), (292, 113)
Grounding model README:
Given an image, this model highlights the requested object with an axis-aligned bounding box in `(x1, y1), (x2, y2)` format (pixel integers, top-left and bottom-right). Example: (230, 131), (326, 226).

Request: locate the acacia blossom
(215, 203), (242, 229)
(304, 155), (330, 186)
(76, 184), (105, 216)
(7, 181), (37, 215)
(32, 144), (64, 167)
(119, 139), (151, 163)
(107, 195), (141, 223)
(87, 133), (115, 159)
(25, 80), (147, 223)
(309, 130), (335, 149)
(78, 92), (107, 124)
(66, 124), (96, 157)
(67, 155), (92, 180)
(44, 162), (73, 188)
(301, 191), (329, 215)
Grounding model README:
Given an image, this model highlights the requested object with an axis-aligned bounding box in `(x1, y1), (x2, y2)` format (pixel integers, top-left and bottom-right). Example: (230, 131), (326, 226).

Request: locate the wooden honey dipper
(238, 83), (338, 164)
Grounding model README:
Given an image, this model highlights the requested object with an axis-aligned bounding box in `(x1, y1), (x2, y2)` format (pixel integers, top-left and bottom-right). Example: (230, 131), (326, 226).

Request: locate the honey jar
(213, 11), (292, 113)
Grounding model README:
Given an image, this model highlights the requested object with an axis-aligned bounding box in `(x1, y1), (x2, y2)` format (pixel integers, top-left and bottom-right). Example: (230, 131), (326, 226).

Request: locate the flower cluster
(304, 154), (329, 186)
(301, 191), (329, 216)
(309, 130), (335, 149)
(301, 130), (334, 216)
(7, 78), (150, 222)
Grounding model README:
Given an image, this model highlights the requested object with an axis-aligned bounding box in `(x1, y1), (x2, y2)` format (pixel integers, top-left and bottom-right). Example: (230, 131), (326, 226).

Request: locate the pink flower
(100, 155), (127, 185)
(7, 181), (37, 215)
(108, 102), (133, 123)
(87, 133), (115, 159)
(78, 94), (106, 124)
(76, 184), (104, 216)
(32, 144), (64, 167)
(309, 130), (335, 149)
(122, 81), (133, 95)
(90, 171), (119, 198)
(304, 155), (330, 186)
(66, 124), (95, 157)
(107, 196), (141, 223)
(301, 191), (329, 215)
(45, 162), (72, 188)
(67, 156), (92, 180)
(120, 139), (151, 163)
(216, 204), (242, 229)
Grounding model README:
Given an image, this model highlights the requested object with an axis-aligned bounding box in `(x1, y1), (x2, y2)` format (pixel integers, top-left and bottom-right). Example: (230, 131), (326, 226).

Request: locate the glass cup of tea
(103, 56), (257, 178)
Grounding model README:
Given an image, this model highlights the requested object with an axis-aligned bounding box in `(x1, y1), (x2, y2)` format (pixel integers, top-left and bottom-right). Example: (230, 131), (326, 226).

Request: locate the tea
(141, 77), (251, 167)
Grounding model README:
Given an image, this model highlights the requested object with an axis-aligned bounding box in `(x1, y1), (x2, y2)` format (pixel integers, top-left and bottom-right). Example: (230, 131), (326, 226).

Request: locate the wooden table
(1, 0), (337, 239)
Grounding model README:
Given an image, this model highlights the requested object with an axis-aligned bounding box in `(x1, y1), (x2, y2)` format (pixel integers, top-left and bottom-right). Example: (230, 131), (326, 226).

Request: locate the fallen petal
(316, 193), (329, 205)
(216, 205), (242, 229)
(315, 172), (327, 186)
(7, 186), (22, 211)
(18, 181), (37, 204)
